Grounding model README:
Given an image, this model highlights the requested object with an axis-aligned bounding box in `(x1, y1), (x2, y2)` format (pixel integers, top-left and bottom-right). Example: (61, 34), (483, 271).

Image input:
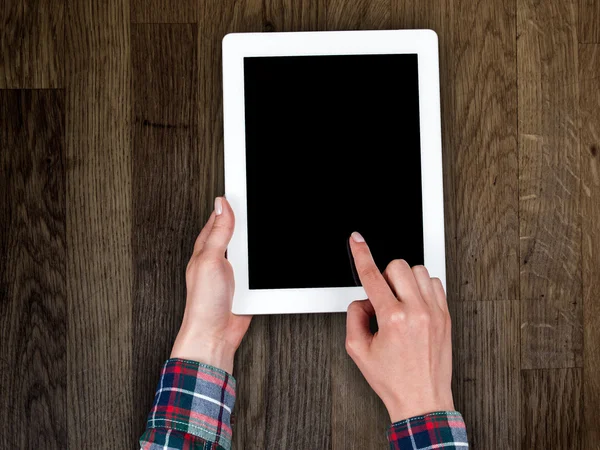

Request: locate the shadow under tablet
(244, 54), (425, 291)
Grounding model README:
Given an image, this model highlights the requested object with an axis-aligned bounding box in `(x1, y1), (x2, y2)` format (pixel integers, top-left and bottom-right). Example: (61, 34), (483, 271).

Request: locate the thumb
(203, 197), (235, 254)
(345, 299), (375, 356)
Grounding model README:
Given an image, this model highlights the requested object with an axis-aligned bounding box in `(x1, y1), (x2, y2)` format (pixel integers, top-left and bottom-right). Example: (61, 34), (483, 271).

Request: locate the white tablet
(222, 30), (445, 315)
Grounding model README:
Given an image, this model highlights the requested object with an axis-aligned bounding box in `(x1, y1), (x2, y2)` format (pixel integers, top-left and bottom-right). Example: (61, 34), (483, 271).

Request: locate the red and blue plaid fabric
(140, 359), (236, 450)
(388, 411), (468, 449)
(140, 359), (468, 450)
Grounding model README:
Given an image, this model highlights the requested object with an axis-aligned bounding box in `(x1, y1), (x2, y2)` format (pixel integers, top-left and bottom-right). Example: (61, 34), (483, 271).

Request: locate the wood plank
(0, 1), (20, 87)
(579, 0), (600, 44)
(263, 315), (333, 449)
(0, 90), (66, 449)
(453, 0), (519, 302)
(131, 0), (197, 24)
(331, 314), (389, 450)
(65, 0), (133, 447)
(449, 301), (520, 448)
(521, 369), (582, 449)
(517, 0), (582, 369)
(235, 316), (334, 450)
(521, 299), (582, 369)
(579, 43), (600, 450)
(231, 317), (269, 448)
(0, 0), (63, 88)
(392, 0), (458, 301)
(264, 0), (326, 32)
(131, 24), (200, 436)
(326, 0), (390, 30)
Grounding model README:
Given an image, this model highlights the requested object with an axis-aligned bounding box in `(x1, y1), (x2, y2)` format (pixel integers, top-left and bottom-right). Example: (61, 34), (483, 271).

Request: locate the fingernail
(214, 197), (223, 216)
(351, 231), (365, 243)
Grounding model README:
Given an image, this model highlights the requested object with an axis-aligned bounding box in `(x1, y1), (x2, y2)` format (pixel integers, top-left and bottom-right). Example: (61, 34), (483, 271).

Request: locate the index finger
(349, 232), (398, 312)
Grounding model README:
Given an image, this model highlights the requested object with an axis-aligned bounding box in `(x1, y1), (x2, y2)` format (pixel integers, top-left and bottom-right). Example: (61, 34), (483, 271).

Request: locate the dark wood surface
(0, 1), (598, 449)
(0, 0), (63, 88)
(521, 369), (583, 449)
(131, 23), (201, 433)
(64, 0), (133, 446)
(0, 90), (66, 449)
(579, 43), (600, 450)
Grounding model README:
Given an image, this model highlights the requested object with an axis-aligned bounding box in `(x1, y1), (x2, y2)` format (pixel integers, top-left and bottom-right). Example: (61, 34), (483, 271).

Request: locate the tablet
(222, 30), (445, 315)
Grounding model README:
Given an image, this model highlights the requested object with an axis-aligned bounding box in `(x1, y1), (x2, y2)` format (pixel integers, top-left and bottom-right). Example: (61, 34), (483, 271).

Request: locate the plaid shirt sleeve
(139, 358), (236, 450)
(388, 411), (468, 449)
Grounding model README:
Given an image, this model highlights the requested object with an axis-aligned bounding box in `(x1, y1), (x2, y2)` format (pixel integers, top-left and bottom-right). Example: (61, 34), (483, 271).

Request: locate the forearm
(139, 359), (236, 450)
(387, 411), (468, 450)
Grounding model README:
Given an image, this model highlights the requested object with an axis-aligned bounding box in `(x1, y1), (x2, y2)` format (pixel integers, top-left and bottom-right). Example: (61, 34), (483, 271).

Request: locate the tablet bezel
(222, 30), (445, 315)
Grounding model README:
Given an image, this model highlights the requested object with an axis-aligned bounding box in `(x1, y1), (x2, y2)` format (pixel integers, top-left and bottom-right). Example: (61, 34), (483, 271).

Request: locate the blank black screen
(244, 54), (423, 290)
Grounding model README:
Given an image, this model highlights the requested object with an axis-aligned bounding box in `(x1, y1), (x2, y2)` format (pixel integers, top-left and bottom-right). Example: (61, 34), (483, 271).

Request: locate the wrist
(170, 328), (236, 374)
(386, 396), (455, 423)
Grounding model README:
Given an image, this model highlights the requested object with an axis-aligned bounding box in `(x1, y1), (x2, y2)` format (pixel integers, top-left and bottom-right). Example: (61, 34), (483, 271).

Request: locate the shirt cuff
(387, 411), (468, 449)
(145, 358), (236, 450)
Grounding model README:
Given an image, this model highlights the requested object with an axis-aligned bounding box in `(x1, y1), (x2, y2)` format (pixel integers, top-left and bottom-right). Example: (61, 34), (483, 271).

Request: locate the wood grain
(264, 315), (333, 449)
(131, 0), (197, 24)
(449, 301), (520, 448)
(579, 43), (600, 450)
(197, 0), (263, 216)
(232, 317), (269, 449)
(235, 316), (334, 450)
(0, 0), (597, 447)
(521, 369), (582, 449)
(64, 0), (133, 447)
(0, 0), (63, 88)
(579, 0), (600, 44)
(453, 0), (519, 302)
(326, 0), (390, 30)
(0, 90), (66, 450)
(331, 314), (389, 450)
(131, 24), (200, 435)
(521, 299), (582, 370)
(517, 0), (582, 370)
(0, 1), (20, 87)
(264, 0), (326, 32)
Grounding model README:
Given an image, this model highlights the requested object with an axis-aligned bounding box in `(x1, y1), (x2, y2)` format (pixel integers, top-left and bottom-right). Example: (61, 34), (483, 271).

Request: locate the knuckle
(345, 337), (358, 355)
(432, 308), (446, 326)
(388, 309), (407, 325)
(197, 254), (224, 272)
(412, 265), (429, 276)
(432, 277), (446, 293)
(414, 310), (431, 326)
(347, 301), (361, 313)
(445, 311), (452, 328)
(387, 259), (408, 273)
(185, 259), (195, 277)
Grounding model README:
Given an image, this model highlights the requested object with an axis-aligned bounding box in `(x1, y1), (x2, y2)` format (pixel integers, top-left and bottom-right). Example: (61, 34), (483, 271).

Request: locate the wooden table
(1, 0), (599, 448)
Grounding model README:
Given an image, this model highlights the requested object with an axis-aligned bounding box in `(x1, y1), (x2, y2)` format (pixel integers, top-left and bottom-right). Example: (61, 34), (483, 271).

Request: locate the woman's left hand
(170, 197), (251, 374)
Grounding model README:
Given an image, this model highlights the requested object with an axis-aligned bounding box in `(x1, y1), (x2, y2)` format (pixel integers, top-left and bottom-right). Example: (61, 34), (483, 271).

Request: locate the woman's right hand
(345, 232), (455, 423)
